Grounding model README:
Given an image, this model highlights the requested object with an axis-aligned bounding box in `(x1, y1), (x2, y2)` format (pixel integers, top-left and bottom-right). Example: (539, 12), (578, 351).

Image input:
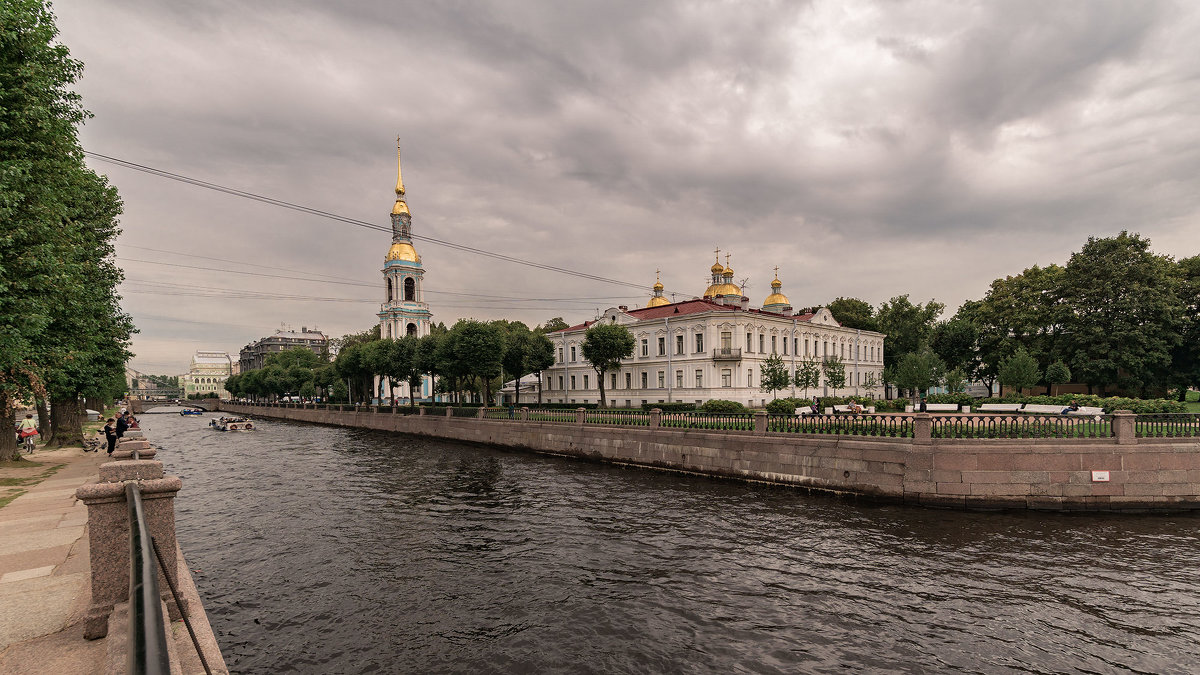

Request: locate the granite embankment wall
(219, 404), (1200, 512)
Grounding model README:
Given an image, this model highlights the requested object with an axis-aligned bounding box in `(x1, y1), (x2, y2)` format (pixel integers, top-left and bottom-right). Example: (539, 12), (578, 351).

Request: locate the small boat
(180, 409), (203, 416)
(210, 416), (255, 432)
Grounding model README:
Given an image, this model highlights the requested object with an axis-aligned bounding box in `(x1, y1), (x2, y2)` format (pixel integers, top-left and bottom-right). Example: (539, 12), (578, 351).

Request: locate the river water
(144, 412), (1200, 674)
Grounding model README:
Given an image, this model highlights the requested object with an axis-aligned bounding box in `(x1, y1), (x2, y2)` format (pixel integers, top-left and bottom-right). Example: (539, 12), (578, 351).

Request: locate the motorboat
(210, 416), (255, 431)
(180, 409), (203, 416)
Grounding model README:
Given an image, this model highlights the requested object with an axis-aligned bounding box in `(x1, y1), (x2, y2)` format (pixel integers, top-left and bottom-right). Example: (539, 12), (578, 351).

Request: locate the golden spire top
(653, 269), (664, 291)
(723, 252), (734, 276)
(394, 137), (406, 197)
(772, 265), (781, 288)
(710, 248), (724, 274)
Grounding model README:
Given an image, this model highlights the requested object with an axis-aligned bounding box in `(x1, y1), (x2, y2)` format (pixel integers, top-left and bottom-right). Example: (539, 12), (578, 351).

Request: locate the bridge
(129, 399), (221, 414)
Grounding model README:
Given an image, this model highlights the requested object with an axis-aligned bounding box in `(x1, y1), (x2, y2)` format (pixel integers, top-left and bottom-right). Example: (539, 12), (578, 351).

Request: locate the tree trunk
(0, 392), (18, 462)
(597, 369), (606, 408)
(537, 373), (543, 405)
(514, 375), (521, 406)
(49, 395), (83, 448)
(35, 398), (51, 444)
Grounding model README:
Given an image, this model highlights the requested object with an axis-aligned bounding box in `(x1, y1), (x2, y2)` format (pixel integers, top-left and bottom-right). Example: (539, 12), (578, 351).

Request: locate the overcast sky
(54, 0), (1200, 374)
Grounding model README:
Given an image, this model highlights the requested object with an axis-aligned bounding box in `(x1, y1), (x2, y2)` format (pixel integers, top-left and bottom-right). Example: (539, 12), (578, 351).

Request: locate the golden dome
(653, 280), (664, 291)
(386, 241), (420, 263)
(723, 266), (734, 277)
(771, 277), (782, 289)
(703, 283), (743, 299)
(764, 292), (790, 306)
(711, 261), (725, 274)
(392, 199), (410, 216)
(646, 295), (670, 308)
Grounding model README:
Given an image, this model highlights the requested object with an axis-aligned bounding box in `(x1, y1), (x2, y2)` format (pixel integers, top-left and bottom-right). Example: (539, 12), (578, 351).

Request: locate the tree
(942, 368), (967, 394)
(827, 297), (877, 331)
(930, 318), (979, 376)
(1045, 360), (1071, 396)
(538, 317), (569, 333)
(821, 355), (846, 396)
(759, 353), (791, 400)
(793, 357), (821, 399)
(1168, 255), (1200, 399)
(579, 323), (634, 408)
(894, 347), (945, 397)
(1058, 232), (1182, 396)
(526, 332), (555, 404)
(875, 295), (944, 373)
(998, 347), (1042, 397)
(860, 370), (881, 399)
(452, 320), (507, 405)
(500, 321), (533, 405)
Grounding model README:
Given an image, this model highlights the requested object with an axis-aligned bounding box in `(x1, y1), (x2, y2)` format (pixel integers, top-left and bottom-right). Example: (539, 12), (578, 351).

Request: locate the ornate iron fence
(584, 410), (652, 426)
(930, 414), (1111, 439)
(767, 414), (912, 437)
(660, 412), (756, 431)
(1135, 413), (1200, 438)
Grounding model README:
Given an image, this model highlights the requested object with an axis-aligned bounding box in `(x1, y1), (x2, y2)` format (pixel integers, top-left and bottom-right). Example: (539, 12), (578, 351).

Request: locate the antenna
(739, 277), (751, 293)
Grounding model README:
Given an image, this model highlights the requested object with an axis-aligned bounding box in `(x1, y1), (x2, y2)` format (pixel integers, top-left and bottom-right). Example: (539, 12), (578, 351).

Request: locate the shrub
(927, 393), (973, 406)
(642, 402), (697, 412)
(702, 399), (746, 413)
(765, 397), (805, 415)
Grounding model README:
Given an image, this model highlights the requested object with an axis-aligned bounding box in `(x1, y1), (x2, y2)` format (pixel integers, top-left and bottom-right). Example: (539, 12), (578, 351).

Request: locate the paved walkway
(0, 446), (109, 674)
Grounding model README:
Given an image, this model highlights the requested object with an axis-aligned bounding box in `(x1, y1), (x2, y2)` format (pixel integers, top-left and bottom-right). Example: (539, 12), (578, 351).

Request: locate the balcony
(712, 347), (742, 361)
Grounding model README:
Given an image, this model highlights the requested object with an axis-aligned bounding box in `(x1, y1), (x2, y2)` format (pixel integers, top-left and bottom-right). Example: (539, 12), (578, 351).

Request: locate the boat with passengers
(210, 416), (255, 431)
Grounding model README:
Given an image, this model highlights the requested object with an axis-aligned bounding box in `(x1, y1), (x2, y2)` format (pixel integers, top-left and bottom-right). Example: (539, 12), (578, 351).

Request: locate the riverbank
(222, 403), (1200, 511)
(0, 443), (227, 673)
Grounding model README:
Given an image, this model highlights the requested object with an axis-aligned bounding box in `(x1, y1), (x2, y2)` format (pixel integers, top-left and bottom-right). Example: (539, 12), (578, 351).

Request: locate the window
(759, 334), (765, 353)
(842, 343), (846, 358)
(695, 333), (704, 353)
(657, 337), (665, 356)
(721, 331), (732, 350)
(558, 347), (563, 363)
(794, 337), (798, 355)
(558, 376), (564, 390)
(771, 336), (777, 354)
(748, 369), (753, 387)
(407, 323), (417, 337)
(721, 369), (732, 387)
(676, 370), (683, 388)
(641, 372), (648, 388)
(404, 277), (415, 301)
(657, 371), (665, 388)
(626, 372), (632, 389)
(746, 332), (753, 352)
(611, 373), (617, 389)
(570, 375), (576, 390)
(783, 337), (788, 355)
(571, 346), (577, 362)
(641, 339), (648, 356)
(675, 335), (684, 355)
(386, 278), (393, 301)
(695, 369), (703, 387)
(583, 375), (589, 389)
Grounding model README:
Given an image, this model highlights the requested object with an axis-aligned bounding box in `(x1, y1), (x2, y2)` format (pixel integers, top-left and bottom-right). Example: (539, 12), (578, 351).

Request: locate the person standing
(115, 411), (129, 439)
(102, 418), (118, 454)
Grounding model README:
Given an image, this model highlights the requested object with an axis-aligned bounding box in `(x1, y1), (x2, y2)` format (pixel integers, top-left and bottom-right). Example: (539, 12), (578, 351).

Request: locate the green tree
(793, 357), (821, 398)
(998, 347), (1042, 397)
(453, 320), (507, 405)
(1045, 360), (1071, 396)
(759, 353), (792, 400)
(930, 318), (979, 376)
(827, 297), (877, 331)
(821, 355), (846, 396)
(894, 347), (945, 397)
(1169, 255), (1200, 399)
(526, 332), (555, 404)
(875, 295), (944, 375)
(538, 317), (569, 333)
(942, 368), (967, 394)
(860, 370), (881, 398)
(500, 321), (533, 405)
(580, 323), (634, 408)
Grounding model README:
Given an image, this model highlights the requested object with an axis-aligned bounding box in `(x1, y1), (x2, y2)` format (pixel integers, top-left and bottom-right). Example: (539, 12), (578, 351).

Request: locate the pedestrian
(103, 418), (117, 454)
(810, 396), (820, 415)
(17, 414), (39, 453)
(115, 411), (129, 439)
(919, 395), (927, 413)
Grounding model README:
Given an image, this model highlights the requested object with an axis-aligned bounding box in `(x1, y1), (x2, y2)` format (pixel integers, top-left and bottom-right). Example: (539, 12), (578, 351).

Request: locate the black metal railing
(929, 414), (1112, 439)
(1135, 413), (1200, 438)
(126, 483), (170, 675)
(661, 412), (756, 431)
(767, 413), (913, 437)
(584, 410), (652, 426)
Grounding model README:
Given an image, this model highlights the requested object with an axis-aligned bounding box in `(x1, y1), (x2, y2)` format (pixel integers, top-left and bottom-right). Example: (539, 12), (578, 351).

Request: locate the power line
(86, 150), (662, 293)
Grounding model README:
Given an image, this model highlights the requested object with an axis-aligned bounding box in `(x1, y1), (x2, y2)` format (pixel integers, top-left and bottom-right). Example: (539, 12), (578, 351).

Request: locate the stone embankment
(0, 428), (227, 674)
(221, 403), (1200, 512)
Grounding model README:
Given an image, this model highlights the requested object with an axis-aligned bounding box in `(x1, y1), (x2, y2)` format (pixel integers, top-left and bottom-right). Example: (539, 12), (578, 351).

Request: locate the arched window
(404, 277), (415, 301)
(387, 323), (392, 338)
(387, 278), (393, 301)
(407, 323), (417, 336)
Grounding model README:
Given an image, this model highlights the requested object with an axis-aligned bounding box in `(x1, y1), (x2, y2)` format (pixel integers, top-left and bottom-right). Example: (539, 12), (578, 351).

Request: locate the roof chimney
(618, 305), (627, 312)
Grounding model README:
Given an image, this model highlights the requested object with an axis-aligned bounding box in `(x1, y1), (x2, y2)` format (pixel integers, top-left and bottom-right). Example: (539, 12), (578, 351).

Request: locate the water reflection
(145, 413), (1200, 674)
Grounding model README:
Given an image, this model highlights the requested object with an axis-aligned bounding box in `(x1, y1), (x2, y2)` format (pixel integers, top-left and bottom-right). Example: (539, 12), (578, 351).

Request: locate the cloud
(51, 0), (1200, 373)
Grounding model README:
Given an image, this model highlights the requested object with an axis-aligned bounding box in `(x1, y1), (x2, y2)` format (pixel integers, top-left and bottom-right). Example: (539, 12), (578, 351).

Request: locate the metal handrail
(126, 483), (171, 675)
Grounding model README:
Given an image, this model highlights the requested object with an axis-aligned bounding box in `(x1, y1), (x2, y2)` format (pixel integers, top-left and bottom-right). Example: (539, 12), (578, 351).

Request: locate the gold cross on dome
(713, 247), (721, 261)
(773, 265), (779, 277)
(655, 268), (661, 281)
(725, 253), (731, 266)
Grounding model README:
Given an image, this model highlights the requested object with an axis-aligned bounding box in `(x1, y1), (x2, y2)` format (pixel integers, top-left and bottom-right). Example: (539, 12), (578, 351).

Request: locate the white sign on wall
(1091, 470), (1111, 482)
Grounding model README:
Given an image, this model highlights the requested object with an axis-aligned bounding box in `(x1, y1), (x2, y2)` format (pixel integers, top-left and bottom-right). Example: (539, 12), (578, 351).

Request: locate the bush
(702, 399), (746, 413)
(765, 397), (805, 415)
(927, 393), (973, 406)
(642, 402), (697, 412)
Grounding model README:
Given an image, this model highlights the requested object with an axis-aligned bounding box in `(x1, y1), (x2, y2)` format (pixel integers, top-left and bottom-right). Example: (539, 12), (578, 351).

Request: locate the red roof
(549, 300), (816, 334)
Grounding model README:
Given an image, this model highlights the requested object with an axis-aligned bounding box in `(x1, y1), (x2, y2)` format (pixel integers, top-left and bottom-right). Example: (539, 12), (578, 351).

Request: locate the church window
(746, 332), (752, 352)
(404, 277), (415, 301)
(695, 333), (704, 353)
(570, 376), (576, 390)
(657, 337), (665, 356)
(771, 336), (777, 354)
(759, 334), (765, 353)
(676, 370), (683, 388)
(657, 371), (664, 388)
(626, 373), (632, 389)
(695, 370), (703, 387)
(675, 335), (684, 355)
(641, 372), (648, 388)
(407, 323), (417, 336)
(641, 339), (648, 357)
(721, 369), (731, 387)
(386, 278), (393, 301)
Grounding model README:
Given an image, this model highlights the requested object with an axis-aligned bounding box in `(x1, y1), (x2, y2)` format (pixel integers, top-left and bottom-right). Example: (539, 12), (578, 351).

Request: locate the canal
(147, 412), (1200, 674)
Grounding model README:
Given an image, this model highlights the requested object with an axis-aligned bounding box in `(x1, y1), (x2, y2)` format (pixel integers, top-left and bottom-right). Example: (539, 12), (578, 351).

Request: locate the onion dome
(647, 270), (669, 307)
(763, 269), (791, 310)
(386, 241), (420, 263)
(711, 260), (725, 274)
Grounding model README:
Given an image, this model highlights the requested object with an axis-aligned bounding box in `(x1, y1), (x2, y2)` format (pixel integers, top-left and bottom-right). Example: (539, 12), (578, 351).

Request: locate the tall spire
(391, 138), (412, 234)
(394, 136), (405, 196)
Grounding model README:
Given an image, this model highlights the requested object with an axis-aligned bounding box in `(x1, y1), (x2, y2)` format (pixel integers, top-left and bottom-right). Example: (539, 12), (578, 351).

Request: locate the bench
(924, 403), (960, 412)
(1067, 406), (1105, 419)
(831, 405), (876, 414)
(978, 403), (1022, 412)
(1021, 404), (1068, 415)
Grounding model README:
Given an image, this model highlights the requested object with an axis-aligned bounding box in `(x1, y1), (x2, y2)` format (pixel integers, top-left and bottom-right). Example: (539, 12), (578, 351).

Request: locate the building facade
(376, 141), (436, 403)
(540, 253), (886, 408)
(239, 327), (329, 373)
(181, 351), (233, 399)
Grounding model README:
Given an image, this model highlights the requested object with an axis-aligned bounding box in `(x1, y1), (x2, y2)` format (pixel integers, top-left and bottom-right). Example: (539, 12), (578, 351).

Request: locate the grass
(0, 489), (27, 509)
(0, 461), (64, 511)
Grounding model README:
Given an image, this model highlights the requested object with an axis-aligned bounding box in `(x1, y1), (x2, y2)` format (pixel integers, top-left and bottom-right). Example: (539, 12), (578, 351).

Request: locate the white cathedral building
(540, 255), (887, 408)
(376, 142), (436, 403)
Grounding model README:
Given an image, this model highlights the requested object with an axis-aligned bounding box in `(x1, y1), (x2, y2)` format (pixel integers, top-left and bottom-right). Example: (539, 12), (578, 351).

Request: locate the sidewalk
(0, 445), (109, 674)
